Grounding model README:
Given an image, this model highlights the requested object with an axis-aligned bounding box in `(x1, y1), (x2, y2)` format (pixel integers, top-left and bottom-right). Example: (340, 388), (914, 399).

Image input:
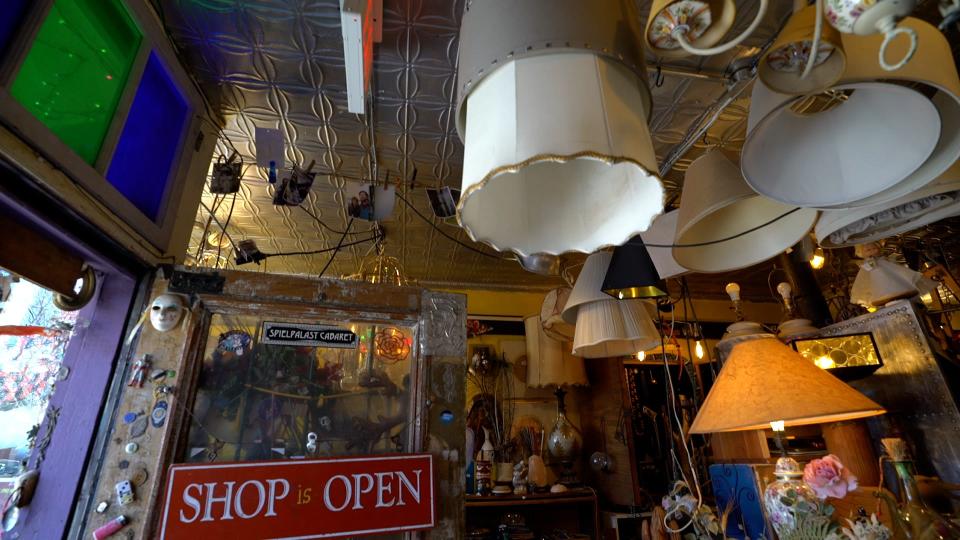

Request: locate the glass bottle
(890, 460), (960, 540)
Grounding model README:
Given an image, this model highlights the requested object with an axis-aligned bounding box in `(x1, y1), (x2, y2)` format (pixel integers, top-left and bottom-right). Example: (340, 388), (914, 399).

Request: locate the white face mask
(149, 294), (184, 332)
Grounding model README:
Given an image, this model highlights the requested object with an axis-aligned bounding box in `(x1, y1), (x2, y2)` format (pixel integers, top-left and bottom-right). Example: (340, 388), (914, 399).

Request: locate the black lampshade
(602, 236), (668, 299)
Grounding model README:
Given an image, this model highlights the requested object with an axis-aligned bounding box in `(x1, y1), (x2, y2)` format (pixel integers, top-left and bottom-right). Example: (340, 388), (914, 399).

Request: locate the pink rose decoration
(803, 454), (858, 499)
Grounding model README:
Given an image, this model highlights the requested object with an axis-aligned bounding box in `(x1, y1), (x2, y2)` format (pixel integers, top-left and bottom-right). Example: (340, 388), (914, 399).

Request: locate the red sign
(159, 454), (434, 539)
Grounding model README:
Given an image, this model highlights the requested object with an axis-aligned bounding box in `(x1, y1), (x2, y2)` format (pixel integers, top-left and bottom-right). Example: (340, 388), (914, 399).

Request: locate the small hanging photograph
(272, 163), (316, 206)
(426, 186), (460, 218)
(346, 183), (396, 221)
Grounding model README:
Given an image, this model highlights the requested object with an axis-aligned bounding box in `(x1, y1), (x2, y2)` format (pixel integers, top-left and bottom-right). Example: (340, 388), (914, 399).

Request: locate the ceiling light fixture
(645, 0), (769, 57)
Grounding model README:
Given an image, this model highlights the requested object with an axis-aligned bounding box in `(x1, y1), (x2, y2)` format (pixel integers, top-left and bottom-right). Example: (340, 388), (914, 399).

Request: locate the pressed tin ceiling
(160, 0), (801, 296)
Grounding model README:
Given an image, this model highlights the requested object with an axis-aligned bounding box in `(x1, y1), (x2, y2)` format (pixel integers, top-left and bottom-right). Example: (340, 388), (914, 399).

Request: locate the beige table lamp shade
(690, 337), (885, 434)
(524, 315), (587, 388)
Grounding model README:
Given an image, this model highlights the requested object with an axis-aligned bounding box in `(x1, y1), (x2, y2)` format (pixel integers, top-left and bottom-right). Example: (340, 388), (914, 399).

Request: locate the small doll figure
(512, 461), (528, 495)
(127, 355), (152, 388)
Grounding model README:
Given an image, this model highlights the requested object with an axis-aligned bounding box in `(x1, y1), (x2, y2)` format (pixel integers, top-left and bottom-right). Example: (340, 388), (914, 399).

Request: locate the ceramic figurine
(127, 355), (152, 388)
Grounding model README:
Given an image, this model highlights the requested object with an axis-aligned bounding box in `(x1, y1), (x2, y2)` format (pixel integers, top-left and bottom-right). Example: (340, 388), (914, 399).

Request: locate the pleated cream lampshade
(561, 252), (661, 358)
(639, 210), (689, 279)
(524, 315), (587, 388)
(850, 258), (937, 308)
(690, 337), (886, 434)
(673, 149), (817, 273)
(743, 17), (960, 210)
(458, 52), (663, 256)
(759, 3), (846, 95)
(644, 0), (736, 58)
(816, 159), (960, 248)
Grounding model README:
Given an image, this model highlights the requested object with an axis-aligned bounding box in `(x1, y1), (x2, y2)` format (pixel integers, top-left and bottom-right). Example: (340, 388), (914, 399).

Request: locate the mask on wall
(149, 294), (185, 332)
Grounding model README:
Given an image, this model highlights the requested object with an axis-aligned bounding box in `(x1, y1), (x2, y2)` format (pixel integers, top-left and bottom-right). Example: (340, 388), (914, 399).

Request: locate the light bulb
(770, 420), (785, 432)
(809, 247), (825, 270)
(814, 355), (836, 369)
(636, 350), (645, 361)
(694, 340), (704, 360)
(725, 282), (741, 302)
(618, 291), (624, 300)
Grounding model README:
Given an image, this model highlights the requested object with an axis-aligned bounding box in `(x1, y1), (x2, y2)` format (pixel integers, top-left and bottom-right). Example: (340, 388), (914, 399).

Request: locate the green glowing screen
(11, 0), (141, 165)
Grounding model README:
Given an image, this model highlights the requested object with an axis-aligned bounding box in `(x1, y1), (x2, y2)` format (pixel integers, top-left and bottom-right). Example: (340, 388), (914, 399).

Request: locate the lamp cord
(644, 207), (802, 249)
(318, 218), (354, 278)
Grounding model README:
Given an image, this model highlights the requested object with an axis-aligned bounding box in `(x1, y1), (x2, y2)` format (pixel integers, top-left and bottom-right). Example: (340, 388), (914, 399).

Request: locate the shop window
(10, 0), (142, 165)
(106, 52), (189, 221)
(184, 315), (417, 463)
(0, 269), (77, 497)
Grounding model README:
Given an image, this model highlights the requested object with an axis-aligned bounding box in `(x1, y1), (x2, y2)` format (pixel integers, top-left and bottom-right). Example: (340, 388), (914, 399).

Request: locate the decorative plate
(647, 1), (712, 50)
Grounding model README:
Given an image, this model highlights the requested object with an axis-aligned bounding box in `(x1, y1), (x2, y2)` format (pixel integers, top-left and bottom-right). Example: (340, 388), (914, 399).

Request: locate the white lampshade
(850, 258), (937, 308)
(673, 149), (818, 273)
(815, 159), (960, 248)
(524, 315), (588, 388)
(571, 300), (661, 359)
(458, 52), (664, 256)
(742, 81), (941, 209)
(639, 210), (689, 279)
(540, 287), (575, 342)
(561, 251), (660, 358)
(744, 18), (960, 210)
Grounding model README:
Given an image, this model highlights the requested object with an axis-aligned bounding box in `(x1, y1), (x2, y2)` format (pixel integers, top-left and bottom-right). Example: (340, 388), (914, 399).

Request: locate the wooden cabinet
(465, 489), (599, 538)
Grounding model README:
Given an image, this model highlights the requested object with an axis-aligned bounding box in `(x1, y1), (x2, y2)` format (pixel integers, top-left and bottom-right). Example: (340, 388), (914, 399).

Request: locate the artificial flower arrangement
(661, 455), (893, 540)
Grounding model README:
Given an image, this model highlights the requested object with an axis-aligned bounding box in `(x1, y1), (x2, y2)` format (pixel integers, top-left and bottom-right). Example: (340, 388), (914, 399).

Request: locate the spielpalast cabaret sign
(159, 454), (434, 539)
(260, 322), (358, 348)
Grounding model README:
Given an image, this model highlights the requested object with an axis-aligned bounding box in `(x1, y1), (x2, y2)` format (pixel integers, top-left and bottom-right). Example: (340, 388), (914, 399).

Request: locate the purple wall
(0, 188), (139, 539)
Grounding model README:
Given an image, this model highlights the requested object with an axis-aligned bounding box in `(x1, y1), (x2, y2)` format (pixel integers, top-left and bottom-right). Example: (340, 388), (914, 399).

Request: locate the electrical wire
(215, 192), (238, 268)
(300, 205), (373, 236)
(195, 194), (225, 262)
(318, 218), (354, 278)
(645, 208), (802, 248)
(198, 200), (238, 252)
(263, 233), (382, 258)
(394, 192), (506, 260)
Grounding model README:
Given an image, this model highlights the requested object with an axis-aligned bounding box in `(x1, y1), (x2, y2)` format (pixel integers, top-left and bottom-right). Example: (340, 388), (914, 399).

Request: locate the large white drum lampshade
(561, 252), (661, 358)
(458, 53), (663, 256)
(673, 150), (818, 273)
(743, 17), (960, 210)
(742, 81), (940, 209)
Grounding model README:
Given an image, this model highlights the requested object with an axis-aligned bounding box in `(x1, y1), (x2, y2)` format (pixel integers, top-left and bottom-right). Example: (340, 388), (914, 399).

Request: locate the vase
(547, 388), (581, 485)
(888, 460), (960, 540)
(763, 456), (819, 538)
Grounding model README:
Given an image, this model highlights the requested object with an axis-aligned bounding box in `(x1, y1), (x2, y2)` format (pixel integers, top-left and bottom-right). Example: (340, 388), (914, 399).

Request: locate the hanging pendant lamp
(644, 0), (769, 57)
(672, 149), (817, 273)
(601, 236), (668, 300)
(816, 159), (960, 248)
(759, 2), (846, 95)
(743, 18), (960, 210)
(561, 252), (661, 358)
(455, 0), (663, 257)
